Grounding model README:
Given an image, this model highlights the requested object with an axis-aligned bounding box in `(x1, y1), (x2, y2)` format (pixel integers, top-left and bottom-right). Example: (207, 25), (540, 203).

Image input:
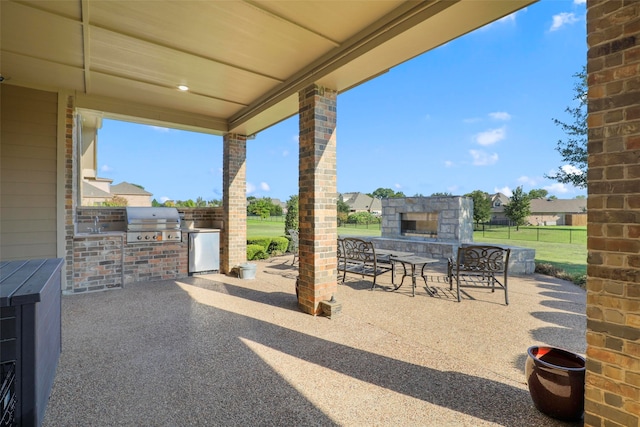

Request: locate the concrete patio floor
(43, 256), (586, 426)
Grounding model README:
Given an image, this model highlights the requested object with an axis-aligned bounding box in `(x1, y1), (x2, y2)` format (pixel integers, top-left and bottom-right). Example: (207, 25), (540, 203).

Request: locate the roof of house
(82, 181), (112, 198)
(341, 192), (382, 212)
(529, 198), (586, 214)
(111, 182), (152, 196)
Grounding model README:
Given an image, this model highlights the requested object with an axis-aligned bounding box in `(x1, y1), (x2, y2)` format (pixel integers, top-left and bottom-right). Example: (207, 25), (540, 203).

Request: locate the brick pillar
(222, 133), (247, 273)
(64, 95), (76, 291)
(585, 1), (640, 426)
(297, 84), (338, 315)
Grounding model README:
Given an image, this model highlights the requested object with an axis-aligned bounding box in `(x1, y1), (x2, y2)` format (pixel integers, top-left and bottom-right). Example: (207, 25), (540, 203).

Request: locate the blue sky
(97, 0), (587, 204)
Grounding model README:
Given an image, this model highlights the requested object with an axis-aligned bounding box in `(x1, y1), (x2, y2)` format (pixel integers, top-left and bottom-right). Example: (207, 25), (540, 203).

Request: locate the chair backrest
(288, 229), (299, 253)
(337, 238), (344, 260)
(341, 238), (376, 263)
(457, 245), (510, 273)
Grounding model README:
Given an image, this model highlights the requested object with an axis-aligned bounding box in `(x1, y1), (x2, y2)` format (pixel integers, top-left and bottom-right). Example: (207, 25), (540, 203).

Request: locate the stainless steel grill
(125, 207), (182, 243)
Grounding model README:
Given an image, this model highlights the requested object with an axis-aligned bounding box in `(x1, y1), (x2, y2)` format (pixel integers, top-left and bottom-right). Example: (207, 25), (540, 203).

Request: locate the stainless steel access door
(188, 231), (220, 274)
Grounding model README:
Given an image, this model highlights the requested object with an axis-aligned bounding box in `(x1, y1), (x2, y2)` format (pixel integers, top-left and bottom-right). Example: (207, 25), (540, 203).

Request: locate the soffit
(1, 0), (535, 136)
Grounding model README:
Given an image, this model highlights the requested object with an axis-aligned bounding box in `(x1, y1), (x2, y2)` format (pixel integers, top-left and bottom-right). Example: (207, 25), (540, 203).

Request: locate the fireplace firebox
(401, 212), (438, 237)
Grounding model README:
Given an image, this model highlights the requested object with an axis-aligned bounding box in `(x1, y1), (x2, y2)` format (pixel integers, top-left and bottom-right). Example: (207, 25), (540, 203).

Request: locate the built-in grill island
(125, 207), (182, 243)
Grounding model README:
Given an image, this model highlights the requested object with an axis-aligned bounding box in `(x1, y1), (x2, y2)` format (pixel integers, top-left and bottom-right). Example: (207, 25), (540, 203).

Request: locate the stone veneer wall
(584, 1), (640, 425)
(381, 196), (473, 242)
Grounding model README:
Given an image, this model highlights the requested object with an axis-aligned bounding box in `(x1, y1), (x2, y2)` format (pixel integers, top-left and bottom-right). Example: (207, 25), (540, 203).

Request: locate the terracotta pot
(525, 346), (585, 421)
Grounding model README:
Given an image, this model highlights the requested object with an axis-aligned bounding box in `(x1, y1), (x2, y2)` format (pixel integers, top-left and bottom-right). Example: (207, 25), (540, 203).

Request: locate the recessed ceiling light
(177, 85), (189, 91)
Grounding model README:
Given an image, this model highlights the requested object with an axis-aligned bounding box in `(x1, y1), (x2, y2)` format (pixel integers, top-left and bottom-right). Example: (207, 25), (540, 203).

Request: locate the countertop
(181, 228), (221, 233)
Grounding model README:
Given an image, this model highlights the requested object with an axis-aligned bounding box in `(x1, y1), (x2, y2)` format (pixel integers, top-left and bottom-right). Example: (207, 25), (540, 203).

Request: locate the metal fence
(476, 225), (587, 245)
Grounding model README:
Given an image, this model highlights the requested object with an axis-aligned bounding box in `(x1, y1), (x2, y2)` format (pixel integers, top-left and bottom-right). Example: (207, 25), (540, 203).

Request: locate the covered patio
(42, 258), (585, 426)
(3, 0), (640, 425)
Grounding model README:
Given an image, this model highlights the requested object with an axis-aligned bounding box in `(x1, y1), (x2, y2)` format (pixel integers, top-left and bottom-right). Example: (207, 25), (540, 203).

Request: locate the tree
(465, 190), (492, 226)
(503, 186), (531, 231)
(248, 198), (271, 218)
(431, 192), (452, 197)
(102, 195), (128, 206)
(337, 195), (350, 226)
(528, 189), (549, 199)
(369, 188), (405, 199)
(284, 195), (298, 235)
(546, 67), (587, 189)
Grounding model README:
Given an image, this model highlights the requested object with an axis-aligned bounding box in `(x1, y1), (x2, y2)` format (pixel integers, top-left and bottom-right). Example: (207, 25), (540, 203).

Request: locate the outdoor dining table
(389, 255), (440, 297)
(374, 249), (414, 285)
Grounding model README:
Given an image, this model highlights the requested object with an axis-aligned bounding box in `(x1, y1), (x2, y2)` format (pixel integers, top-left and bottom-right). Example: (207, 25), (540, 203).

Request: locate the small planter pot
(525, 346), (585, 421)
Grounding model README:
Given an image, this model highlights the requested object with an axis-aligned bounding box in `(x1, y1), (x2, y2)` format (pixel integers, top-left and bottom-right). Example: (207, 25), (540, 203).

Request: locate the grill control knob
(145, 235), (150, 240)
(137, 235), (142, 240)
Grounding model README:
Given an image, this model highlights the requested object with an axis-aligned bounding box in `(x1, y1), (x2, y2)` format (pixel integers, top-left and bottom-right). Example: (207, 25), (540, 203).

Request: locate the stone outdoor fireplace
(366, 196), (534, 274)
(382, 196), (473, 243)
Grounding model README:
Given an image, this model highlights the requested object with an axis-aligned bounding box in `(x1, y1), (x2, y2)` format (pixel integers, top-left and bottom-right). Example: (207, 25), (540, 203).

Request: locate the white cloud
(447, 185), (459, 193)
(517, 175), (537, 186)
(394, 183), (402, 189)
(100, 164), (113, 172)
(444, 160), (454, 168)
(574, 0), (586, 4)
(246, 182), (256, 194)
(160, 196), (170, 203)
(489, 112), (511, 121)
(494, 186), (513, 197)
(481, 11), (518, 30)
(544, 183), (570, 194)
(282, 150), (289, 157)
(475, 127), (506, 146)
(463, 117), (481, 124)
(469, 149), (499, 166)
(260, 182), (270, 191)
(550, 12), (579, 32)
(150, 126), (171, 133)
(292, 135), (299, 143)
(561, 164), (584, 175)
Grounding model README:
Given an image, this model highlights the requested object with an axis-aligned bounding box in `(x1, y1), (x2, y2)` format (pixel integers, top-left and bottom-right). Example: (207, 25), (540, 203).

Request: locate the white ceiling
(1, 0), (535, 136)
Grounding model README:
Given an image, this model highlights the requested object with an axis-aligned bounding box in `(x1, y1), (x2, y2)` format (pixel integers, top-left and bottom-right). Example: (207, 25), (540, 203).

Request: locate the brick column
(585, 1), (640, 426)
(297, 84), (338, 315)
(222, 133), (247, 273)
(64, 95), (76, 291)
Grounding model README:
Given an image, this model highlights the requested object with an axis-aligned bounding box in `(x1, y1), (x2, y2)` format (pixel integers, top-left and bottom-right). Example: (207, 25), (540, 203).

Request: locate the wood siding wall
(0, 85), (58, 261)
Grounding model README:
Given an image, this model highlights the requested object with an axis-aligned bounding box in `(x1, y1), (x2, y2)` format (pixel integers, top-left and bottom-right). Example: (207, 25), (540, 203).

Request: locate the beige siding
(1, 85), (58, 261)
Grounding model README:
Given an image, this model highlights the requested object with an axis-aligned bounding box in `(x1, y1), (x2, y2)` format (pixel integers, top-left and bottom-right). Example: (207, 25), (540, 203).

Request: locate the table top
(375, 249), (415, 257)
(390, 255), (439, 264)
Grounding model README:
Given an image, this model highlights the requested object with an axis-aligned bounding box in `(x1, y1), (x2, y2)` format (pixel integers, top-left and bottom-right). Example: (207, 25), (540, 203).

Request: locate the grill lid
(125, 207), (180, 231)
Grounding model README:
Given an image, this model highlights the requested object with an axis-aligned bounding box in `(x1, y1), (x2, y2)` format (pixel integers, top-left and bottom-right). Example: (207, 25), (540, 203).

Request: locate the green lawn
(247, 218), (382, 238)
(247, 218), (587, 276)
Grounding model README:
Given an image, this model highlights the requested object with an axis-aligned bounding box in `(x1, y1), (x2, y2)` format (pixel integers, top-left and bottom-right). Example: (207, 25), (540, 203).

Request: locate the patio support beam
(297, 84), (338, 315)
(222, 133), (248, 273)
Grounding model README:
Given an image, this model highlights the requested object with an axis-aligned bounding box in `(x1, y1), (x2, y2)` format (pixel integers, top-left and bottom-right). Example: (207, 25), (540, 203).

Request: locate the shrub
(535, 263), (586, 289)
(247, 237), (271, 251)
(247, 244), (268, 260)
(268, 236), (289, 254)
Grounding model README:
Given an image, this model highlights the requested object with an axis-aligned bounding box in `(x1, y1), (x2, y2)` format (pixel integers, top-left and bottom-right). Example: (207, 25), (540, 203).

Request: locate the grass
(473, 235), (587, 277)
(476, 225), (587, 245)
(247, 218), (382, 238)
(247, 218), (587, 283)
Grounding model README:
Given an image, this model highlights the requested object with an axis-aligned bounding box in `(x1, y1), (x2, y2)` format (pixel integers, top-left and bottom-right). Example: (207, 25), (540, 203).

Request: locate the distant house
(82, 179), (113, 206)
(528, 198), (586, 226)
(490, 193), (586, 226)
(81, 179), (152, 206)
(111, 182), (153, 206)
(341, 192), (382, 215)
